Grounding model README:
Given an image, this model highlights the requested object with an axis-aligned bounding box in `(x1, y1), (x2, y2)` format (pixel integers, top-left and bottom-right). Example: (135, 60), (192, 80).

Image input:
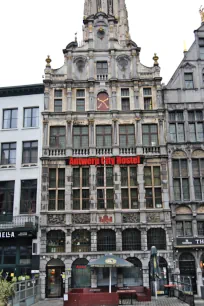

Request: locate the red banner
(66, 156), (141, 166)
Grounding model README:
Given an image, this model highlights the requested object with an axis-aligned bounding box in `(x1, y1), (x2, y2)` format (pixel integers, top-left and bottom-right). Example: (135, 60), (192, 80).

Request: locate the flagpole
(109, 267), (112, 293)
(104, 156), (107, 209)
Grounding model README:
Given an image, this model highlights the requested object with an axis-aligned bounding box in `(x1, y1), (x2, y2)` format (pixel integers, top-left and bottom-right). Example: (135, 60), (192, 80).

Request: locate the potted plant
(0, 273), (15, 306)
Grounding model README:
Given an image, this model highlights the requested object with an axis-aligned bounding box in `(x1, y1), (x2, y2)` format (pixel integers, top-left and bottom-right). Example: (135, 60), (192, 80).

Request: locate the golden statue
(199, 6), (204, 22)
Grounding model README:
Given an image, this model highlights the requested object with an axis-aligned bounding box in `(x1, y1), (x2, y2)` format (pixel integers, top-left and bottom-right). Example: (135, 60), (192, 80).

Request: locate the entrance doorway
(46, 258), (65, 298)
(179, 253), (197, 294)
(71, 258), (91, 288)
(123, 257), (143, 286)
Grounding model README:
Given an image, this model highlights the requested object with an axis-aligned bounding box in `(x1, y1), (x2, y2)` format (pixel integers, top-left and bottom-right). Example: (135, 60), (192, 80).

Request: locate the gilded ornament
(199, 6), (204, 22)
(153, 53), (159, 66)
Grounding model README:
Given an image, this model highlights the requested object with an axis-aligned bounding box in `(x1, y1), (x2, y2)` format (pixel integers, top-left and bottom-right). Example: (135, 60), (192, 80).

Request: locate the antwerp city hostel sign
(66, 156), (141, 166)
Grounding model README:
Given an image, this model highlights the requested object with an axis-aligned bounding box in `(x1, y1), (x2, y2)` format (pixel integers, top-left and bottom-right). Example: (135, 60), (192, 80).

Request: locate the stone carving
(176, 206), (192, 215)
(123, 213), (140, 223)
(197, 205), (204, 214)
(192, 150), (204, 158)
(74, 56), (87, 72)
(172, 150), (187, 158)
(48, 214), (65, 224)
(146, 213), (160, 223)
(72, 214), (90, 224)
(117, 55), (130, 71)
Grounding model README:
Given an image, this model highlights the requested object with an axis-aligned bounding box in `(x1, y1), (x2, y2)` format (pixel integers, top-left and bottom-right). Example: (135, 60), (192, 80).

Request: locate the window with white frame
(173, 159), (190, 201)
(3, 109), (18, 129)
(72, 168), (89, 210)
(192, 159), (204, 201)
(121, 166), (138, 209)
(76, 89), (85, 112)
(24, 107), (39, 127)
(121, 88), (130, 110)
(144, 166), (162, 208)
(48, 168), (65, 211)
(22, 141), (38, 164)
(1, 143), (16, 165)
(169, 111), (185, 142)
(184, 73), (194, 89)
(176, 221), (193, 237)
(97, 167), (114, 209)
(54, 90), (62, 112)
(143, 88), (152, 110)
(188, 110), (204, 142)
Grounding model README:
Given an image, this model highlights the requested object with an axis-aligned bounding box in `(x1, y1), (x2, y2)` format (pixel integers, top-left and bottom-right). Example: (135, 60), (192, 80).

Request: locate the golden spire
(199, 6), (204, 23)
(45, 55), (52, 67)
(153, 53), (159, 66)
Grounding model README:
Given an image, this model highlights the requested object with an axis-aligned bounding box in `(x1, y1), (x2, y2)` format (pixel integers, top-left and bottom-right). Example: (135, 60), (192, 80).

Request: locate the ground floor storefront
(40, 254), (171, 299)
(0, 230), (39, 280)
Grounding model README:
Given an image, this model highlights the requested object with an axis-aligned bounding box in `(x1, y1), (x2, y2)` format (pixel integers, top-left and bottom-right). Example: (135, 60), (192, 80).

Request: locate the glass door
(47, 267), (64, 298)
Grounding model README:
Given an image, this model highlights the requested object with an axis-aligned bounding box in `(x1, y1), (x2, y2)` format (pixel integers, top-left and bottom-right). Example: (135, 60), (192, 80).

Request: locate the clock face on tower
(97, 92), (109, 111)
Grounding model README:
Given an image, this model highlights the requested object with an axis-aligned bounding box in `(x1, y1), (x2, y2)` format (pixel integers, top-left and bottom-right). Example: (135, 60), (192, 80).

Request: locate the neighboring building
(0, 84), (44, 278)
(40, 0), (172, 298)
(164, 20), (204, 296)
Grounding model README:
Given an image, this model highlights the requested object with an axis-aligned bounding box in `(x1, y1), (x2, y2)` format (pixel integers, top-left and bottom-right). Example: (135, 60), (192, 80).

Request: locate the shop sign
(177, 237), (204, 246)
(105, 258), (117, 265)
(0, 232), (15, 238)
(76, 265), (86, 269)
(66, 156), (141, 166)
(99, 215), (113, 224)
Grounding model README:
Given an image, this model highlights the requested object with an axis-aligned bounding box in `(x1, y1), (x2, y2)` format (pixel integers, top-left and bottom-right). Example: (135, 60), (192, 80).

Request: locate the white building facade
(0, 84), (44, 278)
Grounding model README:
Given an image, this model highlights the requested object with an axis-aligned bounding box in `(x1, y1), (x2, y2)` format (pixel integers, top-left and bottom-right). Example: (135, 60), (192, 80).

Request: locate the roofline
(0, 83), (44, 97)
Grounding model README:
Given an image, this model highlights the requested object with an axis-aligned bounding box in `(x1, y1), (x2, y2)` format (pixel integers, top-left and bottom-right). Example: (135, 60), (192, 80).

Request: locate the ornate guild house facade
(40, 0), (172, 298)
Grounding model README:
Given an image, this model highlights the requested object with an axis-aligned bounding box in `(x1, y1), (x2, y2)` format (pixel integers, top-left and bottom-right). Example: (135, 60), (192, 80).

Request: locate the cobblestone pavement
(33, 297), (188, 306)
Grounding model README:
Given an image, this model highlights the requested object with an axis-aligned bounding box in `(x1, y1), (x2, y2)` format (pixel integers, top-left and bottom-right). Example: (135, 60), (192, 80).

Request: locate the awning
(88, 254), (133, 268)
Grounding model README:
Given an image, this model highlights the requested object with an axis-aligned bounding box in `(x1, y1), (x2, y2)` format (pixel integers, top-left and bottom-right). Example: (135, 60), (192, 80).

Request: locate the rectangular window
(22, 141), (38, 164)
(55, 89), (62, 97)
(200, 46), (204, 60)
(121, 167), (138, 209)
(169, 111), (185, 142)
(3, 109), (18, 129)
(54, 100), (62, 112)
(20, 179), (37, 214)
(73, 168), (89, 210)
(173, 159), (189, 201)
(96, 125), (112, 147)
(184, 73), (194, 89)
(198, 221), (204, 236)
(1, 143), (16, 165)
(0, 181), (14, 221)
(3, 246), (16, 264)
(188, 110), (204, 142)
(97, 62), (108, 79)
(73, 126), (89, 148)
(192, 159), (204, 200)
(143, 88), (152, 110)
(48, 169), (65, 211)
(76, 89), (85, 112)
(24, 107), (39, 128)
(97, 167), (114, 209)
(119, 125), (135, 147)
(144, 166), (162, 208)
(142, 125), (158, 146)
(50, 126), (66, 148)
(121, 88), (130, 110)
(176, 221), (192, 237)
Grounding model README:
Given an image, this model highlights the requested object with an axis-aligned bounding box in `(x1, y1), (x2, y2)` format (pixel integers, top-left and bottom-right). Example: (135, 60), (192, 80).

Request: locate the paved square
(33, 297), (188, 306)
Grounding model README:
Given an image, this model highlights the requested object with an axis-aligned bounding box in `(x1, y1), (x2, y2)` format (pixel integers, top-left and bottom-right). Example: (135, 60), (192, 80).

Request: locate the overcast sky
(0, 0), (203, 87)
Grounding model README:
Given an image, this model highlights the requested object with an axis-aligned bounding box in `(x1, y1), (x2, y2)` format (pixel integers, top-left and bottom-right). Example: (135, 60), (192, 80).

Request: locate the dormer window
(199, 38), (204, 60)
(184, 73), (194, 89)
(143, 88), (152, 110)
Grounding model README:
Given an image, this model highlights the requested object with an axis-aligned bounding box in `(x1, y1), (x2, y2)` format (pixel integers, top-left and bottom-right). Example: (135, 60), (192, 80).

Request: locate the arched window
(123, 257), (143, 286)
(47, 230), (65, 253)
(97, 229), (116, 251)
(122, 229), (141, 251)
(71, 258), (91, 288)
(147, 228), (166, 250)
(72, 230), (91, 252)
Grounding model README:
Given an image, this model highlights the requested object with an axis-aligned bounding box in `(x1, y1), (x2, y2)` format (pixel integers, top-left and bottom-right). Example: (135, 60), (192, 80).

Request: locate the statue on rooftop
(199, 6), (204, 23)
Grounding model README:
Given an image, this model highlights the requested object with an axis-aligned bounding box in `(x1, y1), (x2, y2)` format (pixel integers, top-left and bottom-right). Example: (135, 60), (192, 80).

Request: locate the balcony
(0, 215), (38, 230)
(96, 148), (113, 156)
(119, 147), (137, 155)
(97, 74), (108, 81)
(72, 148), (90, 156)
(43, 148), (66, 157)
(143, 146), (161, 155)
